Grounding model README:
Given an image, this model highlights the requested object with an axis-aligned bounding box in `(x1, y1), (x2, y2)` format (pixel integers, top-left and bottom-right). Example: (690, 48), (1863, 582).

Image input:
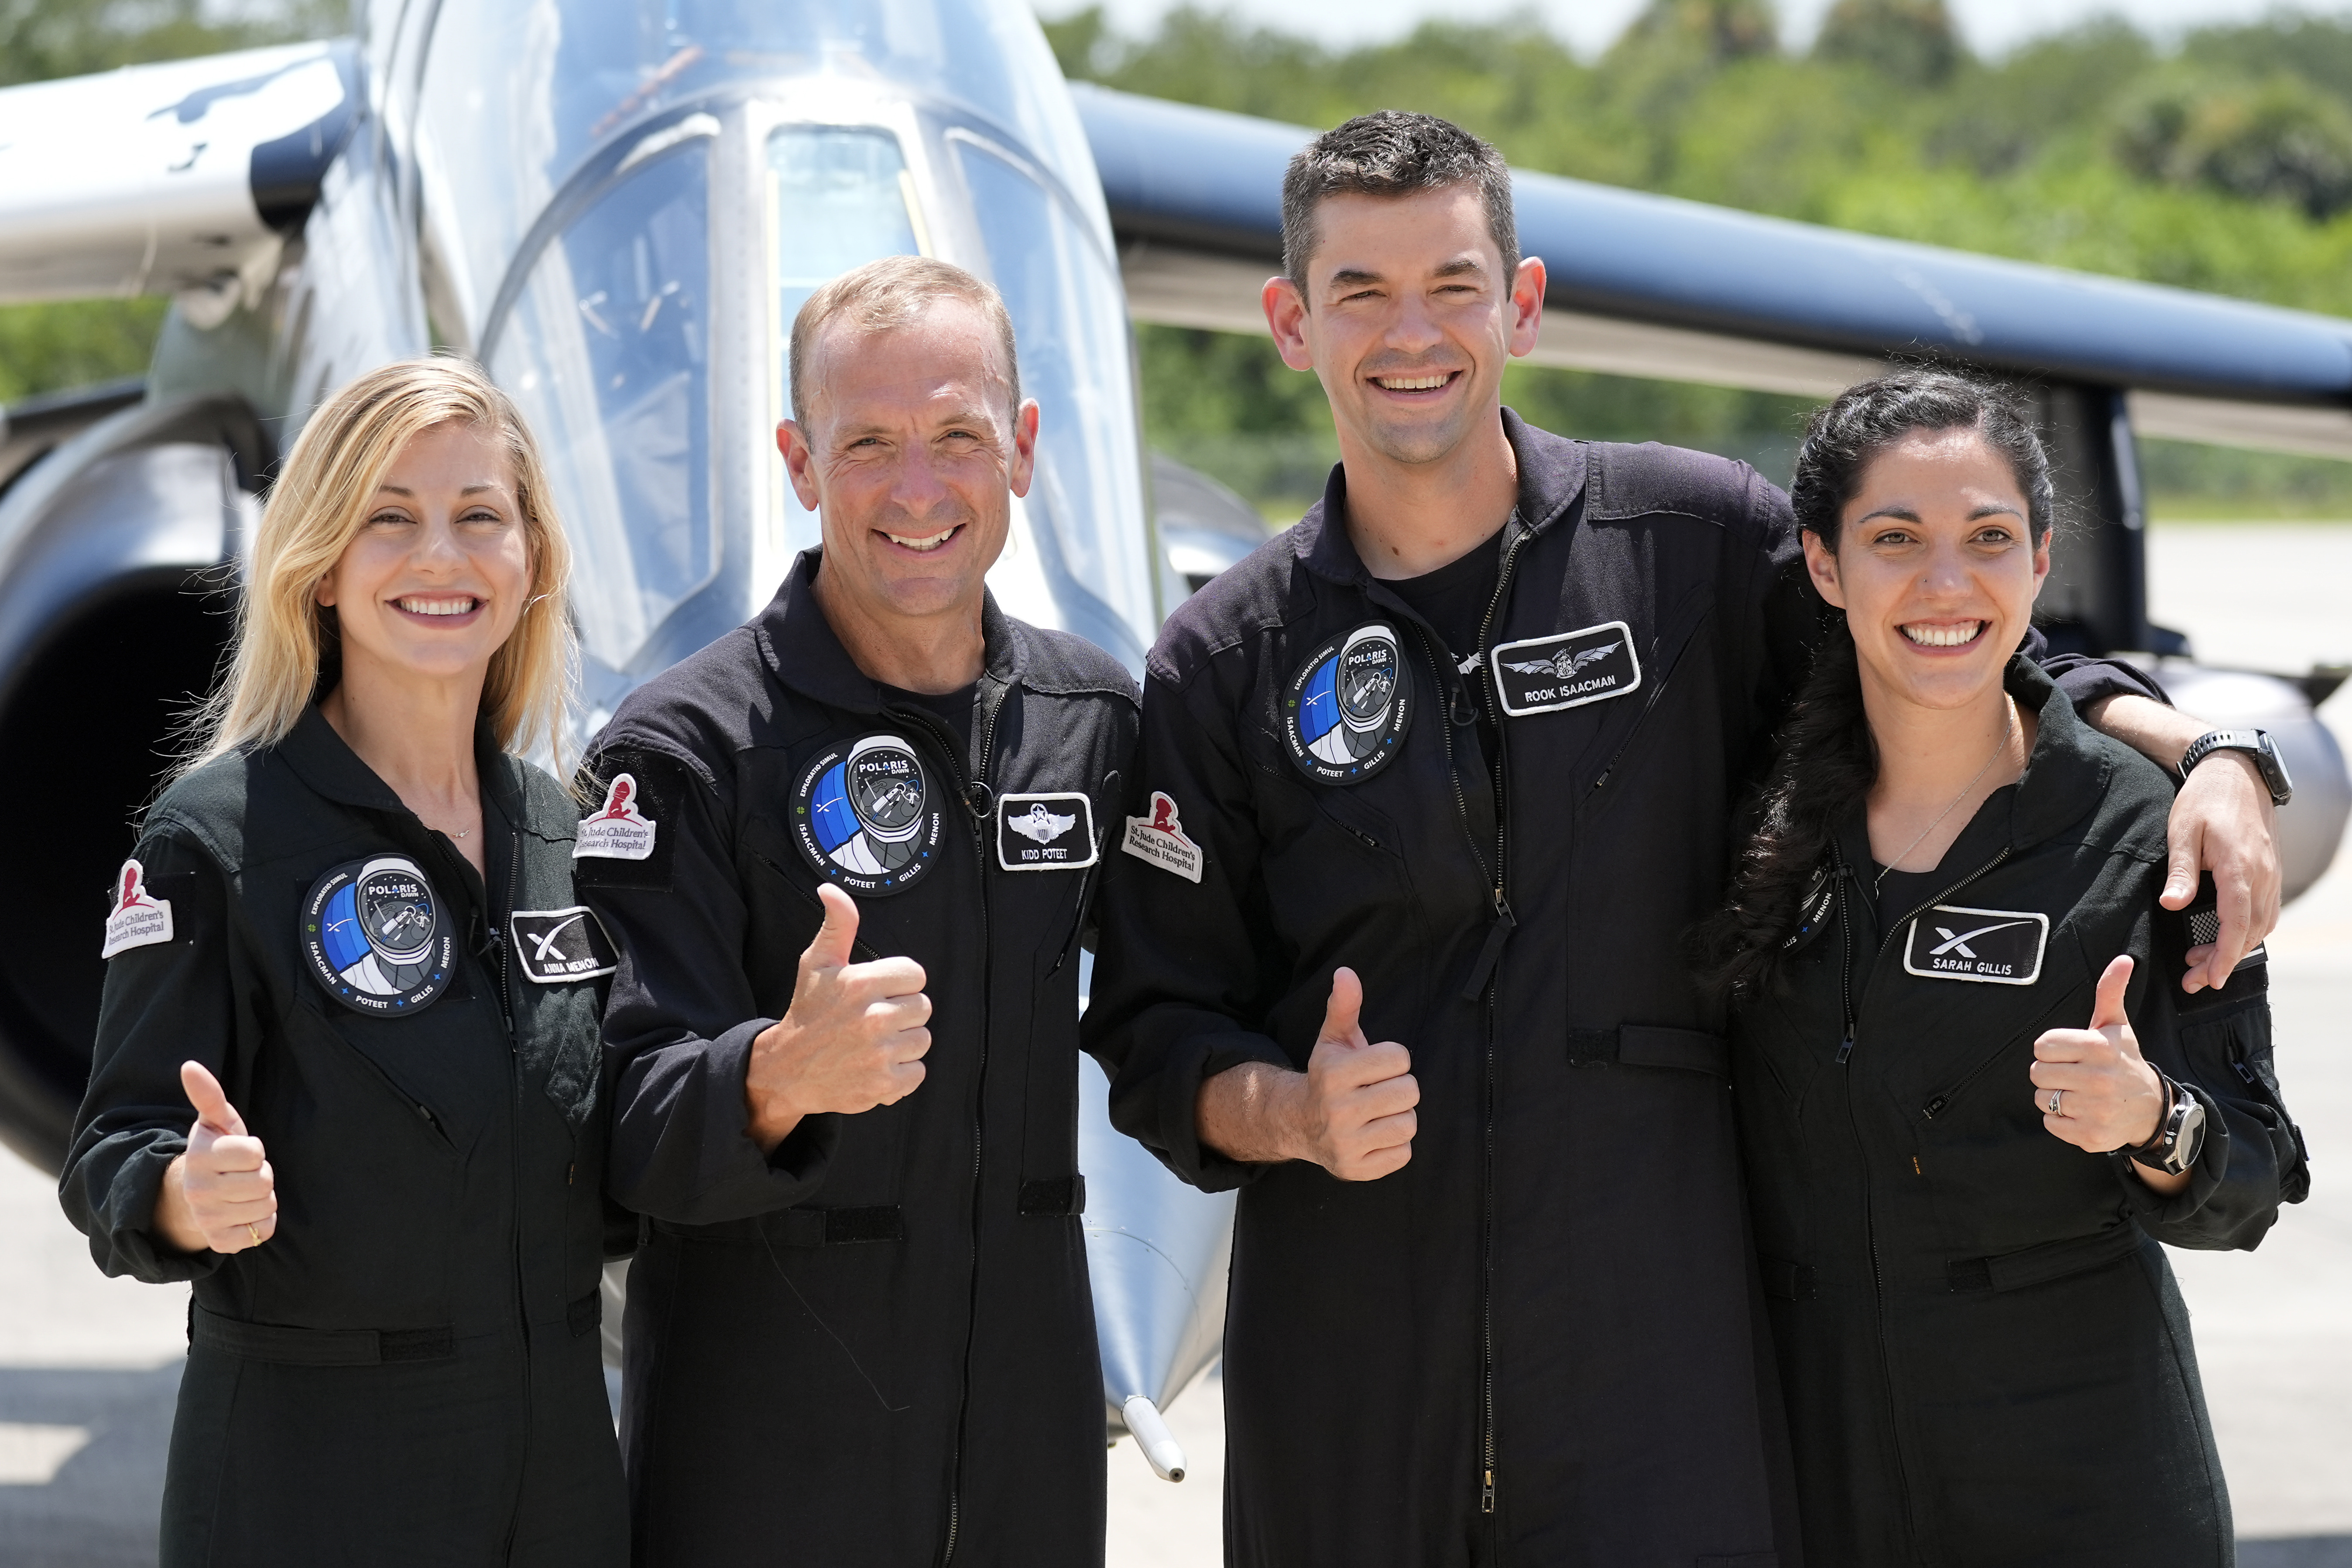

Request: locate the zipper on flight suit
(493, 825), (533, 1559)
(885, 686), (1007, 1568)
(427, 818), (535, 1558)
(1397, 518), (1528, 1522)
(1831, 842), (2011, 1556)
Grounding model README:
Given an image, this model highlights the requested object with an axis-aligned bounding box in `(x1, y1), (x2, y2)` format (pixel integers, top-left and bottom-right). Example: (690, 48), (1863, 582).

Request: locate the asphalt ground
(3, 523), (2346, 1566)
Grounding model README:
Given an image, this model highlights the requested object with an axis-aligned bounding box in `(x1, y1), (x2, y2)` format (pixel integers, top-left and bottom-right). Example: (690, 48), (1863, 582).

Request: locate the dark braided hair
(1696, 368), (2056, 1001)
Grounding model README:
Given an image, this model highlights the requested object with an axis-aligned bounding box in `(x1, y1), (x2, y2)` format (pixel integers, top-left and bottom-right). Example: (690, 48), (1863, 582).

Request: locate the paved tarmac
(2, 524), (2346, 1565)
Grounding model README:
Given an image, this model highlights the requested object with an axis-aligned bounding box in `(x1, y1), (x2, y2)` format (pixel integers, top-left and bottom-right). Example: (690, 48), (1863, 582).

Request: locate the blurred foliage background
(1051, 0), (2352, 521)
(7, 0), (2352, 519)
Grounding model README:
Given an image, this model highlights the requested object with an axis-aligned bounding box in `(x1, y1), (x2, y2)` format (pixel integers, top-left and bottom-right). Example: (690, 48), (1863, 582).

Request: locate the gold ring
(246, 1222), (263, 1247)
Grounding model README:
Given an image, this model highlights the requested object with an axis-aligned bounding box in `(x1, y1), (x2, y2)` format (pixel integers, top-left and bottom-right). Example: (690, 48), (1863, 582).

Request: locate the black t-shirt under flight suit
(576, 550), (1138, 1568)
(60, 708), (627, 1568)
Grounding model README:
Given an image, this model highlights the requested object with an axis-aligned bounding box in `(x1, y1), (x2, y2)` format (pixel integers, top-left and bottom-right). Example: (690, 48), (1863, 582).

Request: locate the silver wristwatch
(2128, 1074), (2207, 1178)
(2180, 728), (2294, 805)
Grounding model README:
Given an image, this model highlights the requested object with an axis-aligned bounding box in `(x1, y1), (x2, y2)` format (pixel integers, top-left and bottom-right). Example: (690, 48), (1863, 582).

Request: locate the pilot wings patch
(1489, 621), (1642, 716)
(995, 791), (1097, 872)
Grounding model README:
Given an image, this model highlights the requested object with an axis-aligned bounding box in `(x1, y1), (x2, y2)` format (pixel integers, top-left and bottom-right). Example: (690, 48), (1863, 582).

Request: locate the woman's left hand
(2031, 955), (2167, 1155)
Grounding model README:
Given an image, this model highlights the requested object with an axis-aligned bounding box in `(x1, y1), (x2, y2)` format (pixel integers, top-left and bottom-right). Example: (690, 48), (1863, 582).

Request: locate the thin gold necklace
(1875, 698), (2015, 894)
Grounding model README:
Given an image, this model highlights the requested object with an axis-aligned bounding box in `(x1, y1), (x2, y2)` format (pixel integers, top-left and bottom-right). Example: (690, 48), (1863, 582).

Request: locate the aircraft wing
(0, 41), (359, 318)
(1074, 83), (2352, 459)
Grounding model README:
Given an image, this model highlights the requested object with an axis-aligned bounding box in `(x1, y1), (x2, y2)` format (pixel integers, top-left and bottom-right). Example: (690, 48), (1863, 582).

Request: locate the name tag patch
(1490, 620), (1641, 716)
(997, 791), (1097, 871)
(101, 857), (174, 958)
(510, 906), (619, 984)
(576, 773), (657, 861)
(1903, 905), (2048, 985)
(1121, 791), (1203, 883)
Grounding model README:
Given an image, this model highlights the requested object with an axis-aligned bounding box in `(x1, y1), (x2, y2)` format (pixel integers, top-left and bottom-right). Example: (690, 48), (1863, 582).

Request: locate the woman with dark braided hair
(1700, 369), (2307, 1566)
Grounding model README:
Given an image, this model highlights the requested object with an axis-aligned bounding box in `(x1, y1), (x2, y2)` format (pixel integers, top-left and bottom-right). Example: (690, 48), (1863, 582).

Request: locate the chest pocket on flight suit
(1542, 584), (1716, 814)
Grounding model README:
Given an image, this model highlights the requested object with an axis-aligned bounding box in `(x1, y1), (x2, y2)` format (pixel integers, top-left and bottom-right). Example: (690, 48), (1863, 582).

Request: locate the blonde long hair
(186, 357), (575, 771)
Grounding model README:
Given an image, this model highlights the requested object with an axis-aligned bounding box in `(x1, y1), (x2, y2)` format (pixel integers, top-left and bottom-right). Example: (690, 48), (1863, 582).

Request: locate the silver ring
(2047, 1089), (2064, 1117)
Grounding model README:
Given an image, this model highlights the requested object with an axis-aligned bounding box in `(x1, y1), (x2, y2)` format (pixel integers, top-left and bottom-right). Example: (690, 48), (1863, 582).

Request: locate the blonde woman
(59, 359), (627, 1566)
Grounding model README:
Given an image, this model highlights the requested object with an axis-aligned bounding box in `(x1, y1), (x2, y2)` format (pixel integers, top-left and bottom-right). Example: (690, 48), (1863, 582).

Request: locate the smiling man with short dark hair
(1081, 111), (2279, 1566)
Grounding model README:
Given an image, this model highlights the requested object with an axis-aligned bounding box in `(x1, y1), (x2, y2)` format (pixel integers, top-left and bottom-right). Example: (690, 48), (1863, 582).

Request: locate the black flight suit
(59, 707), (627, 1567)
(1081, 411), (2165, 1568)
(1731, 658), (2308, 1568)
(576, 550), (1137, 1568)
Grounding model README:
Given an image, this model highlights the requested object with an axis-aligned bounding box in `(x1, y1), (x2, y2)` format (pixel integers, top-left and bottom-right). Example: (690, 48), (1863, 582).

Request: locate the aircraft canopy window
(419, 0), (1105, 330)
(769, 127), (925, 421)
(956, 138), (1152, 663)
(492, 142), (716, 673)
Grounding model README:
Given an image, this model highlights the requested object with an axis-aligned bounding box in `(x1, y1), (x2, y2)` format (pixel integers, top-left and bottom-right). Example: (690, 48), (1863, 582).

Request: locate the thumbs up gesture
(2030, 955), (2169, 1156)
(1292, 967), (1419, 1181)
(155, 1061), (276, 1256)
(746, 883), (932, 1151)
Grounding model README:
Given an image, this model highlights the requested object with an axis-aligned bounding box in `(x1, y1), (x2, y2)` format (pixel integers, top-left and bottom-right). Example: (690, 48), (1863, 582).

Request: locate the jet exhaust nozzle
(1120, 1395), (1186, 1482)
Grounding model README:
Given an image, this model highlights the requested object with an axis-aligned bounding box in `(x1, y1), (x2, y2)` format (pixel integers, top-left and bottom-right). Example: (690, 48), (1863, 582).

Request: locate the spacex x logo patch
(997, 792), (1097, 872)
(510, 907), (619, 984)
(1490, 620), (1641, 716)
(1902, 905), (2048, 986)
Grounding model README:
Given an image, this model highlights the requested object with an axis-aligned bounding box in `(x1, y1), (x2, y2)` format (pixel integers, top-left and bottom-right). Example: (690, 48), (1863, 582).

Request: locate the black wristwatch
(2180, 728), (2294, 805)
(2126, 1072), (2207, 1178)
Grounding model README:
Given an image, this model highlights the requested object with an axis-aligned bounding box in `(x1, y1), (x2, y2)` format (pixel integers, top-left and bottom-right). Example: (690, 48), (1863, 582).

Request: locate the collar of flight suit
(753, 546), (1024, 715)
(275, 702), (528, 831)
(1286, 406), (1591, 590)
(1831, 654), (2116, 889)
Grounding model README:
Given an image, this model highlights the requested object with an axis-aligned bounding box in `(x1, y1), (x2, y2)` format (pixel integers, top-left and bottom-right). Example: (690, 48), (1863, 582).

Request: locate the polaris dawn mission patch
(996, 791), (1097, 871)
(302, 854), (455, 1015)
(1902, 904), (2049, 985)
(1490, 620), (1641, 716)
(792, 734), (943, 896)
(1283, 622), (1411, 784)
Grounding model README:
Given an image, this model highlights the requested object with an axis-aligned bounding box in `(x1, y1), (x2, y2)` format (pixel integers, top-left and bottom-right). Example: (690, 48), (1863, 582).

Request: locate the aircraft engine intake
(0, 394), (262, 1166)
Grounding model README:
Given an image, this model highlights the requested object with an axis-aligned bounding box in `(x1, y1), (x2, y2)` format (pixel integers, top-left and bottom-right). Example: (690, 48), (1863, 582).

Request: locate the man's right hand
(746, 883), (931, 1151)
(1196, 966), (1418, 1180)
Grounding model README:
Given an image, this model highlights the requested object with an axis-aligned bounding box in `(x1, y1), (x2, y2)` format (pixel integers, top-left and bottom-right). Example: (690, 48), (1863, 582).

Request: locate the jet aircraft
(0, 0), (2345, 1480)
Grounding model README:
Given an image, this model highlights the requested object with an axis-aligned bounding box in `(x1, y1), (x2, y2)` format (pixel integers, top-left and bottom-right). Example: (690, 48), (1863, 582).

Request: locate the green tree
(1046, 3), (2352, 518)
(2115, 68), (2352, 219)
(1813, 0), (1963, 87)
